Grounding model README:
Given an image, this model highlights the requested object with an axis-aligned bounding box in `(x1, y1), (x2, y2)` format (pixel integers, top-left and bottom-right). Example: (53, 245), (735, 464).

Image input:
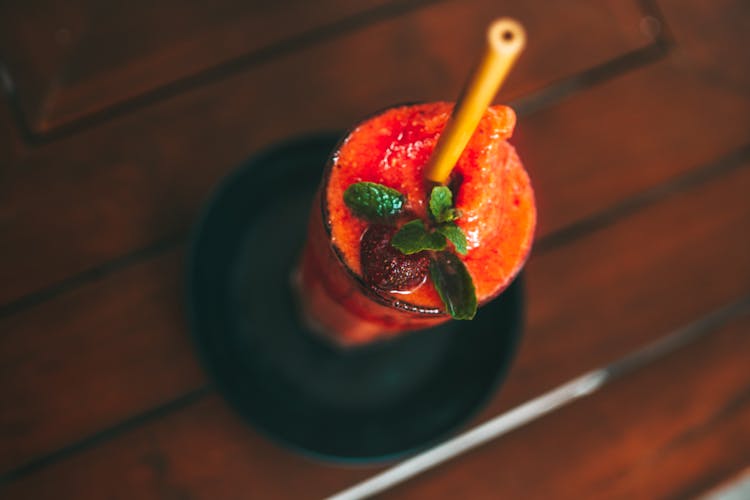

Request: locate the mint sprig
(436, 222), (467, 255)
(390, 186), (476, 318)
(429, 186), (460, 223)
(391, 220), (447, 254)
(344, 182), (404, 222)
(430, 251), (477, 320)
(429, 186), (468, 255)
(343, 180), (477, 320)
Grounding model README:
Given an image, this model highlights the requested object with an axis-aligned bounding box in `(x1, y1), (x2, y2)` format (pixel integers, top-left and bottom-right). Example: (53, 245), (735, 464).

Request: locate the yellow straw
(425, 18), (526, 184)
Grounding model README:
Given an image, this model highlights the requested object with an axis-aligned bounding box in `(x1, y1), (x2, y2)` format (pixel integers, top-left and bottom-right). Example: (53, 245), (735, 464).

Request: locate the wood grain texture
(657, 0), (750, 93)
(1, 159), (747, 498)
(1, 1), (748, 497)
(0, 95), (24, 168)
(0, 248), (205, 475)
(514, 59), (750, 238)
(0, 0), (654, 306)
(0, 0), (650, 134)
(0, 393), (386, 500)
(1, 52), (748, 476)
(383, 308), (750, 499)
(0, 0), (398, 132)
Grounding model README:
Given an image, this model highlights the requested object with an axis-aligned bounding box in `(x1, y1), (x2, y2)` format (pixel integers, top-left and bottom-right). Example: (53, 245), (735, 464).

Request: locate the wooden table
(1, 1), (748, 498)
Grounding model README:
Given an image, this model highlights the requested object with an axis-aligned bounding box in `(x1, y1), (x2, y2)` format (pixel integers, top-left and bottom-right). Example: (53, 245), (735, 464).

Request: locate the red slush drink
(297, 102), (535, 345)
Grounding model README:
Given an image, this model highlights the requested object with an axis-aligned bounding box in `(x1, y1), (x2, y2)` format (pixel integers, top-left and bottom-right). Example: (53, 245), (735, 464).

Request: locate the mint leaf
(344, 182), (404, 222)
(430, 251), (477, 320)
(391, 219), (447, 254)
(436, 222), (468, 255)
(429, 186), (459, 223)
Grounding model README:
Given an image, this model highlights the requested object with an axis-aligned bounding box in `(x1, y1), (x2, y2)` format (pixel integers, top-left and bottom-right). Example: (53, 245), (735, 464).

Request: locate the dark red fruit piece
(360, 224), (430, 292)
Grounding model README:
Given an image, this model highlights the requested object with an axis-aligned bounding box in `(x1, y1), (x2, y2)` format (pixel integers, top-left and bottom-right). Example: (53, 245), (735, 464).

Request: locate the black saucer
(187, 133), (524, 462)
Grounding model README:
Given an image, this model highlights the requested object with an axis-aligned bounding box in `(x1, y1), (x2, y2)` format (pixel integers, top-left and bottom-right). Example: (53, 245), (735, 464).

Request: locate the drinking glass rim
(316, 104), (509, 318)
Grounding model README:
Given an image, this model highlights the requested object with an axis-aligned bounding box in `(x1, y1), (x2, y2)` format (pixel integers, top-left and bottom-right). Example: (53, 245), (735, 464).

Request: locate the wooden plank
(0, 94), (25, 167)
(0, 248), (205, 474)
(605, 393), (750, 499)
(3, 44), (748, 308)
(1, 54), (748, 471)
(1, 394), (382, 500)
(657, 0), (750, 92)
(383, 308), (750, 499)
(0, 0), (397, 133)
(0, 0), (650, 134)
(1, 158), (747, 494)
(514, 59), (750, 237)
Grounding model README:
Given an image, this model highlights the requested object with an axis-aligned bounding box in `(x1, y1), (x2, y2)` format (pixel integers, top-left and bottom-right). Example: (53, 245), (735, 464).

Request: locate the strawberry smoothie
(297, 102), (535, 345)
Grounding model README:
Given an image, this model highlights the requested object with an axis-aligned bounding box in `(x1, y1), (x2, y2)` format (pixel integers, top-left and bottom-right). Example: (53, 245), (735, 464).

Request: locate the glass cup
(293, 102), (534, 347)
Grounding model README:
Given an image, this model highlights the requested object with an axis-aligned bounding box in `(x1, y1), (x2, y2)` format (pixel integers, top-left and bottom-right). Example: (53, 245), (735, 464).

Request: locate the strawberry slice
(360, 224), (430, 292)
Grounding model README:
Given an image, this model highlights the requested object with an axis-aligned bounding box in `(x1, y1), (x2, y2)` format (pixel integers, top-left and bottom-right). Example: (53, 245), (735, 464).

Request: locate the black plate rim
(185, 133), (525, 463)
